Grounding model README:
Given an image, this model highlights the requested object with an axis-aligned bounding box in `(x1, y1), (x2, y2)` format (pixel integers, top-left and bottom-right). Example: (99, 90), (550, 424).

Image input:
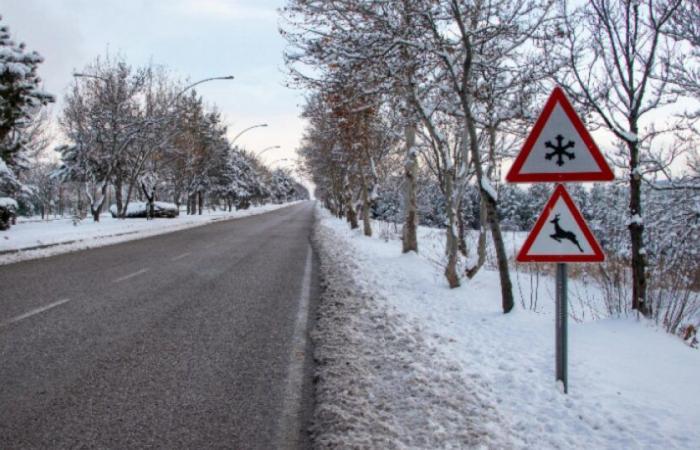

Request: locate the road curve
(0, 201), (318, 449)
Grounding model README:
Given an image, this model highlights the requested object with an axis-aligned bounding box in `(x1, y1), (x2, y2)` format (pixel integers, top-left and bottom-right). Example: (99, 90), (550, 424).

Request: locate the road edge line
(277, 243), (313, 449)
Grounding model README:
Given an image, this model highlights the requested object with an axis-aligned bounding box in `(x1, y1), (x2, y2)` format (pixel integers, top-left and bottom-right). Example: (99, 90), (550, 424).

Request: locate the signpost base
(556, 263), (568, 394)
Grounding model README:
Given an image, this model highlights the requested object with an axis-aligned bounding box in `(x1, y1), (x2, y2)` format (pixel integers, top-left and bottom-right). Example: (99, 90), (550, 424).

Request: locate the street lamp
(231, 123), (268, 147)
(73, 73), (109, 82)
(73, 73), (235, 111)
(268, 157), (300, 170)
(255, 145), (281, 157)
(173, 75), (235, 101)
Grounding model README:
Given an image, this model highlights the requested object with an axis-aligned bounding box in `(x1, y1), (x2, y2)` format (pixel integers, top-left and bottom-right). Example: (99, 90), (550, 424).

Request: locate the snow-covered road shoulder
(0, 202), (301, 265)
(312, 206), (700, 449)
(311, 210), (511, 448)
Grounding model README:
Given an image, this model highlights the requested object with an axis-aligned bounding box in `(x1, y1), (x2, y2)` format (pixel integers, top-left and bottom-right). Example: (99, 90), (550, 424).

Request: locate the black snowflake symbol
(544, 135), (576, 166)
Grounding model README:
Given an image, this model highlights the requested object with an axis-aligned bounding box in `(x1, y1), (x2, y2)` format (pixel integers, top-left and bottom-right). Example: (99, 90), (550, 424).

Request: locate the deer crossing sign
(517, 184), (605, 263)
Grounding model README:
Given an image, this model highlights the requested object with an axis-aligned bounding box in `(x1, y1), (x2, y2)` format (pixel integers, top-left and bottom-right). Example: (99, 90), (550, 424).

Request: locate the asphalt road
(0, 201), (318, 449)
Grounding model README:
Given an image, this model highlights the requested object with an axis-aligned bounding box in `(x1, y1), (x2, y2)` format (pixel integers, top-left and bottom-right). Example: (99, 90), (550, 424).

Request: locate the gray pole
(556, 262), (568, 393)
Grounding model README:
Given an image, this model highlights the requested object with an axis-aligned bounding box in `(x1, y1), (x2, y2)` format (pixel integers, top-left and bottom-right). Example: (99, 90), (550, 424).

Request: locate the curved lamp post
(175, 75), (234, 100)
(231, 123), (268, 147)
(255, 145), (281, 158)
(73, 73), (235, 110)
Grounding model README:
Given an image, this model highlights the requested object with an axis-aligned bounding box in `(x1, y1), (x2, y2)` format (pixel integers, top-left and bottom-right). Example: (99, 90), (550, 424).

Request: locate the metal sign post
(555, 263), (568, 393)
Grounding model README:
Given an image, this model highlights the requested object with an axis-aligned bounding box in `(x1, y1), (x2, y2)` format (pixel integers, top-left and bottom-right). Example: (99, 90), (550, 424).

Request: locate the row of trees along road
(281, 0), (700, 323)
(0, 16), (308, 227)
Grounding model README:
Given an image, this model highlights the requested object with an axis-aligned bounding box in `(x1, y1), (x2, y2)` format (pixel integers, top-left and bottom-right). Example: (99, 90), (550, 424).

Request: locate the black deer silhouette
(550, 214), (584, 252)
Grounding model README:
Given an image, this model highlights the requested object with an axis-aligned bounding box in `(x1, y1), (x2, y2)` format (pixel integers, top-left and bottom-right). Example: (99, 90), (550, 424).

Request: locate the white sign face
(518, 185), (604, 263)
(528, 197), (593, 255)
(519, 103), (601, 174)
(506, 87), (614, 183)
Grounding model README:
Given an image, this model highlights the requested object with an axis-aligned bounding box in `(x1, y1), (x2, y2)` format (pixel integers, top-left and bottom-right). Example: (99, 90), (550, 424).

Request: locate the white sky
(0, 0), (306, 173)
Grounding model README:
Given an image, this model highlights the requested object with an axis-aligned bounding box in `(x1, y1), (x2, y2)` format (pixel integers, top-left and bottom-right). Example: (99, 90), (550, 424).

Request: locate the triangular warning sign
(506, 87), (614, 183)
(518, 184), (605, 263)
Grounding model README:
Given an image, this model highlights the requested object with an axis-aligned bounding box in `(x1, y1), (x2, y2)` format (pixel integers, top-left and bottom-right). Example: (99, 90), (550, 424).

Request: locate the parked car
(109, 201), (179, 218)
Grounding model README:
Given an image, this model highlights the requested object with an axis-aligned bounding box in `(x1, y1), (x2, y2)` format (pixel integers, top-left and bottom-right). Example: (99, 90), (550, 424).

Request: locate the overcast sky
(1, 0), (304, 173)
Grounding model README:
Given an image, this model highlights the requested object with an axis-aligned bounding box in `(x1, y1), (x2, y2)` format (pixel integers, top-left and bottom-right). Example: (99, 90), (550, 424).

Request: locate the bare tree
(555, 0), (683, 317)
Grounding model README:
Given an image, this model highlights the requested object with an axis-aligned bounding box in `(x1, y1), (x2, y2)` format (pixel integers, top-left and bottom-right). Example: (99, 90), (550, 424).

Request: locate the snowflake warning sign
(517, 184), (605, 263)
(506, 87), (614, 183)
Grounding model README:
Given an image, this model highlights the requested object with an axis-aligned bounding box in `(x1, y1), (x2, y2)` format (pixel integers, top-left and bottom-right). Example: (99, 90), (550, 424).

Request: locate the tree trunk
(361, 175), (372, 237)
(346, 202), (358, 229)
(122, 180), (135, 219)
(197, 191), (203, 215)
(464, 108), (514, 312)
(628, 140), (650, 317)
(58, 184), (64, 216)
(485, 196), (514, 313)
(140, 182), (155, 220)
(465, 199), (488, 279)
(402, 122), (419, 253)
(344, 179), (359, 229)
(77, 187), (83, 218)
(173, 189), (181, 211)
(444, 168), (460, 288)
(457, 201), (467, 257)
(90, 183), (108, 223)
(115, 176), (124, 218)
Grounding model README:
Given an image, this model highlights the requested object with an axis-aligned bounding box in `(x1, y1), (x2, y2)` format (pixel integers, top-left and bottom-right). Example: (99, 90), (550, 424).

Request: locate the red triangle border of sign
(506, 87), (614, 183)
(517, 184), (605, 263)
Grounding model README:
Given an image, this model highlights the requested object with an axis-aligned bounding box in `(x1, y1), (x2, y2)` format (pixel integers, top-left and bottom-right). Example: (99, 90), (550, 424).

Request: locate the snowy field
(0, 202), (300, 265)
(312, 206), (700, 449)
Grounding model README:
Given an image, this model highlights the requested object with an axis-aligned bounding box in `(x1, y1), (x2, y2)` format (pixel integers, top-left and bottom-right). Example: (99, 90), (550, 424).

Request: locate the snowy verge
(0, 202), (301, 265)
(313, 206), (700, 449)
(311, 210), (513, 449)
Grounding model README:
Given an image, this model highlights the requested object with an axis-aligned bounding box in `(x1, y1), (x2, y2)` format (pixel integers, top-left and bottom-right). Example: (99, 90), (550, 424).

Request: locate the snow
(480, 177), (498, 202)
(619, 130), (640, 143)
(312, 206), (700, 449)
(0, 159), (11, 176)
(0, 197), (18, 209)
(0, 202), (301, 265)
(627, 214), (644, 226)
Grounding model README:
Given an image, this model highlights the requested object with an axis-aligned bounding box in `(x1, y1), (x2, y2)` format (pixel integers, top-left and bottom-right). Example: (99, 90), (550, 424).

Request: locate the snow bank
(314, 206), (700, 449)
(0, 202), (302, 265)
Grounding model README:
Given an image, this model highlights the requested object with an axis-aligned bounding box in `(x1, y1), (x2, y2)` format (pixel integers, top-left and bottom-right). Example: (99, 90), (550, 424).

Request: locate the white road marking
(277, 244), (313, 449)
(171, 252), (191, 261)
(113, 268), (150, 283)
(1, 298), (71, 327)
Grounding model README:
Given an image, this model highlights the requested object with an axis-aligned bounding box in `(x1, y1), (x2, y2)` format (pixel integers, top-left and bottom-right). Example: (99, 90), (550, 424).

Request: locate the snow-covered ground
(0, 202), (300, 265)
(312, 206), (700, 449)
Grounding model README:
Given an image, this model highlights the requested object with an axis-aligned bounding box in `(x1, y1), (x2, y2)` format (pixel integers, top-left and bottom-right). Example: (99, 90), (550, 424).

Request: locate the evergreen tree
(0, 15), (53, 197)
